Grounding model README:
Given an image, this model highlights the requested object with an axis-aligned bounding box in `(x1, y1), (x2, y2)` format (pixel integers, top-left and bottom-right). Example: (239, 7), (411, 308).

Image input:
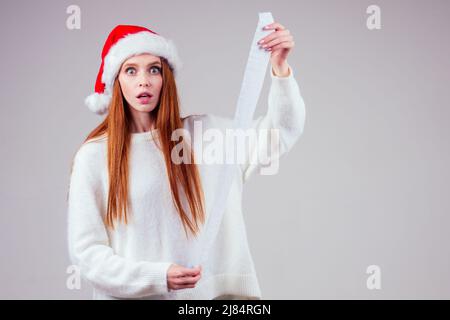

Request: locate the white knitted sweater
(67, 66), (306, 299)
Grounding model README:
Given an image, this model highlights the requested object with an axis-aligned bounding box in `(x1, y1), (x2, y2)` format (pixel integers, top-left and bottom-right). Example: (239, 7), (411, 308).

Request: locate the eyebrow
(122, 61), (161, 68)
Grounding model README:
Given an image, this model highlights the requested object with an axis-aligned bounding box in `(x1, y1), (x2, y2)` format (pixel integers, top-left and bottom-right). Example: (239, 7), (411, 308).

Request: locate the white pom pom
(84, 93), (111, 115)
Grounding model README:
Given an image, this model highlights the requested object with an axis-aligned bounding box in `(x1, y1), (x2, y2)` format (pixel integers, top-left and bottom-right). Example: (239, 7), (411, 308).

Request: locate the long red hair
(69, 57), (205, 239)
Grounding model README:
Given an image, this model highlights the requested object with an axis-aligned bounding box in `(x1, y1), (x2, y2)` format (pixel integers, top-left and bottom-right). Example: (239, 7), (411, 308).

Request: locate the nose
(138, 74), (151, 87)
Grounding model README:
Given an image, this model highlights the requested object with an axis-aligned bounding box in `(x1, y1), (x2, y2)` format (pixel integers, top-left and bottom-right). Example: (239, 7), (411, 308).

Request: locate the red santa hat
(85, 25), (182, 115)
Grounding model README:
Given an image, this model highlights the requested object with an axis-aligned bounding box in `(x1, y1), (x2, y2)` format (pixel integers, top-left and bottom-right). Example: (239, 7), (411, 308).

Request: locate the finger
(186, 268), (201, 277)
(262, 35), (293, 49)
(171, 270), (184, 278)
(263, 22), (286, 32)
(258, 29), (290, 45)
(180, 284), (196, 289)
(181, 272), (202, 283)
(269, 41), (295, 52)
(183, 285), (196, 289)
(174, 274), (201, 285)
(172, 283), (196, 290)
(177, 267), (200, 277)
(173, 272), (201, 282)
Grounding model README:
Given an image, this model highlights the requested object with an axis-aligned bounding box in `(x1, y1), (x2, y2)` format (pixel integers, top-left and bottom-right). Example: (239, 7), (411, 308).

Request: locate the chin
(130, 104), (156, 113)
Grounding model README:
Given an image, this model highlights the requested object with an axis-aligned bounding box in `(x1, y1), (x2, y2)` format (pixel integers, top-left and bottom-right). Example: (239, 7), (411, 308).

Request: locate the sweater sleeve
(240, 64), (306, 182)
(67, 144), (173, 298)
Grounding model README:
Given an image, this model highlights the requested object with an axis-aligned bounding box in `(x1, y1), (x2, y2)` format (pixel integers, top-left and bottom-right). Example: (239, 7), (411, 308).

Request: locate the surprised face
(118, 53), (163, 114)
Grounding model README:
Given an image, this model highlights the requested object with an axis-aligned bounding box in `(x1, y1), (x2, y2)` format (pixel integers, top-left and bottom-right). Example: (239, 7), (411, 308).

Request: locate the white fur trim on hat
(102, 31), (182, 94)
(84, 92), (112, 115)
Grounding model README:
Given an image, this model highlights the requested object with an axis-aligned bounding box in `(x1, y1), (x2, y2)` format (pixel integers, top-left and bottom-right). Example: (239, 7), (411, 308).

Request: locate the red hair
(69, 57), (205, 239)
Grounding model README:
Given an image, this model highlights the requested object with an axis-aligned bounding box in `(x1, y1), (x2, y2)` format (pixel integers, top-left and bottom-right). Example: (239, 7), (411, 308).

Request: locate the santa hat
(85, 25), (182, 115)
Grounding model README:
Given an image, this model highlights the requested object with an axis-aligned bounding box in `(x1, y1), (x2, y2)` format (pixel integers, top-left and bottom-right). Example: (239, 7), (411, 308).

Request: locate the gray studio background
(0, 0), (449, 299)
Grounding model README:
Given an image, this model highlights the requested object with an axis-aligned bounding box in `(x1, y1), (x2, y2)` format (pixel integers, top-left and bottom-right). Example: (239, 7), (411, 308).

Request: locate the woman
(67, 23), (305, 300)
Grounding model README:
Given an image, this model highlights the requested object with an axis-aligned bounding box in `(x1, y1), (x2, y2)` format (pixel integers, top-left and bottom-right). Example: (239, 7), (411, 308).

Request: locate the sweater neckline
(131, 129), (159, 142)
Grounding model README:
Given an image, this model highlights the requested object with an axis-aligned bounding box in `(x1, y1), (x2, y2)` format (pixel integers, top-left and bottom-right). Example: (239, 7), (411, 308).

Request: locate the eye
(150, 66), (161, 74)
(125, 67), (136, 75)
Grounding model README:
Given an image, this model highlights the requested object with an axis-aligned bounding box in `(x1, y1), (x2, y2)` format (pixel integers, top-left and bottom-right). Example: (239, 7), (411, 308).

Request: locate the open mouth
(136, 93), (153, 104)
(137, 93), (153, 98)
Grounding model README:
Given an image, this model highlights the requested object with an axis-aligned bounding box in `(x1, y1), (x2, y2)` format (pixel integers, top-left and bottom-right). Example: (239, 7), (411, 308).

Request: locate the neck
(129, 109), (155, 133)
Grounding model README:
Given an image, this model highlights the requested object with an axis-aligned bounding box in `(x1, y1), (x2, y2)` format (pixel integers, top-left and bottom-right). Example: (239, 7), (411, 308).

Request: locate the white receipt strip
(188, 12), (275, 268)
